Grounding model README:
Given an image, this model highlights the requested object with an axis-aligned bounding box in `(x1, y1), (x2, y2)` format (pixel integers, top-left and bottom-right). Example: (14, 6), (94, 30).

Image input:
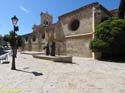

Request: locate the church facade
(21, 2), (114, 58)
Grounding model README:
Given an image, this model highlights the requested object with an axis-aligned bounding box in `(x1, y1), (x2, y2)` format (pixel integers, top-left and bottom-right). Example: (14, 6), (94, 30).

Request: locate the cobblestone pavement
(0, 52), (125, 93)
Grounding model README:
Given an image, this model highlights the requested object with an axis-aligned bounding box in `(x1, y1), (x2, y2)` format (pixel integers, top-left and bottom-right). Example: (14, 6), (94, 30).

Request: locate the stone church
(21, 2), (116, 58)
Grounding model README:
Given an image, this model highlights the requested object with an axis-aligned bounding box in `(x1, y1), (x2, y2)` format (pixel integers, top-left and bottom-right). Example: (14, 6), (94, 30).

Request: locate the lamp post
(11, 15), (19, 70)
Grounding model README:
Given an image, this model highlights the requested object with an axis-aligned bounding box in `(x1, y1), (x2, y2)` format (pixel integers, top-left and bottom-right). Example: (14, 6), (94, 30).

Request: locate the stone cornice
(65, 33), (93, 39)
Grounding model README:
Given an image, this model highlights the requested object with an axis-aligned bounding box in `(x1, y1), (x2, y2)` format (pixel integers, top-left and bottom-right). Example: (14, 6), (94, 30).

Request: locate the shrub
(90, 17), (125, 58)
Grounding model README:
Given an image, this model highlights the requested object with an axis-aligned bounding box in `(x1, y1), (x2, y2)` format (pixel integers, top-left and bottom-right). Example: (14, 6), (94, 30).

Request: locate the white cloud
(19, 6), (30, 13)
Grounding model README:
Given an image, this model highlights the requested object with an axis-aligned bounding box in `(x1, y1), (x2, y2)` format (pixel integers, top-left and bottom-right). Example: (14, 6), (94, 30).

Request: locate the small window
(44, 21), (49, 26)
(25, 37), (28, 42)
(32, 36), (36, 42)
(42, 32), (45, 39)
(69, 19), (80, 31)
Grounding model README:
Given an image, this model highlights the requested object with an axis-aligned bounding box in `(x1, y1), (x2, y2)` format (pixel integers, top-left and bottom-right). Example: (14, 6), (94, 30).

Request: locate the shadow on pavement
(16, 69), (43, 76)
(1, 61), (10, 64)
(32, 71), (43, 76)
(100, 58), (125, 63)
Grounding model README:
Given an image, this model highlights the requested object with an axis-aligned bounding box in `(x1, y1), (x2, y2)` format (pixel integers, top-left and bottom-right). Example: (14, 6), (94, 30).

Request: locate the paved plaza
(0, 52), (125, 93)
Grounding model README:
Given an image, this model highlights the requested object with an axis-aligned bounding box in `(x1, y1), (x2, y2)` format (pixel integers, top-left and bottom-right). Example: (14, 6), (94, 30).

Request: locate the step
(21, 51), (45, 55)
(33, 55), (72, 63)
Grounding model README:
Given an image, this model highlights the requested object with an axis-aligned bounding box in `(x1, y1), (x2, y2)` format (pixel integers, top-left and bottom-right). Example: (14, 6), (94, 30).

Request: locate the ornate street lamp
(11, 15), (19, 70)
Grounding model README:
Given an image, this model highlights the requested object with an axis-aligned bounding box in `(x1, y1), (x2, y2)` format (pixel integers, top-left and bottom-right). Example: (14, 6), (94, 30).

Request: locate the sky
(0, 0), (120, 36)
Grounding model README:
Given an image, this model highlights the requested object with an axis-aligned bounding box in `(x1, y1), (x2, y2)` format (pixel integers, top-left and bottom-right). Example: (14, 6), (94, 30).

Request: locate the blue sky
(0, 0), (120, 36)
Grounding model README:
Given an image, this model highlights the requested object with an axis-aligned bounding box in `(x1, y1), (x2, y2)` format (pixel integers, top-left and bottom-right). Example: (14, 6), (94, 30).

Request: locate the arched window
(42, 32), (45, 39)
(32, 36), (36, 42)
(25, 37), (28, 42)
(44, 21), (49, 26)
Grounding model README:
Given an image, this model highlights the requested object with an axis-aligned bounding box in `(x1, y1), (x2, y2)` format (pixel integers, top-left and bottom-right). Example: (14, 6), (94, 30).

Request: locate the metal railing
(0, 53), (9, 64)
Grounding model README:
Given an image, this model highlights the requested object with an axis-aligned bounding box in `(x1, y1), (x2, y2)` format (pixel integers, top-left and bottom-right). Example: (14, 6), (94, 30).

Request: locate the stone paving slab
(0, 52), (125, 93)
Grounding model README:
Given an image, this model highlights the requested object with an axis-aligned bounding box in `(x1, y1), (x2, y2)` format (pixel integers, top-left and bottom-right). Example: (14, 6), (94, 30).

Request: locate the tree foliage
(0, 35), (8, 47)
(90, 17), (125, 57)
(3, 31), (23, 48)
(3, 31), (15, 47)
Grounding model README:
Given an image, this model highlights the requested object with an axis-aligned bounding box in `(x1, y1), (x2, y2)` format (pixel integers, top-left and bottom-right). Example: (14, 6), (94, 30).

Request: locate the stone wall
(59, 6), (93, 36)
(58, 2), (112, 57)
(94, 5), (112, 24)
(65, 34), (92, 57)
(56, 41), (66, 55)
(58, 3), (95, 57)
(23, 44), (29, 51)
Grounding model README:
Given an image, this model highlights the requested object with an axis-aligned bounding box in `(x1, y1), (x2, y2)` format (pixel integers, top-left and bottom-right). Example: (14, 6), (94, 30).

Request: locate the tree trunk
(118, 0), (125, 19)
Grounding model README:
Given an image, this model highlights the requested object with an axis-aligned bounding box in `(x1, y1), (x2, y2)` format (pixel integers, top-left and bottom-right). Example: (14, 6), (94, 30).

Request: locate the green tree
(118, 0), (125, 19)
(0, 35), (8, 47)
(3, 31), (22, 48)
(3, 31), (15, 47)
(90, 17), (125, 58)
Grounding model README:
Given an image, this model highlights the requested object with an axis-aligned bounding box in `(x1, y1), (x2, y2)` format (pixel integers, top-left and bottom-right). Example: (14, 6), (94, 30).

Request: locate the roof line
(59, 2), (99, 19)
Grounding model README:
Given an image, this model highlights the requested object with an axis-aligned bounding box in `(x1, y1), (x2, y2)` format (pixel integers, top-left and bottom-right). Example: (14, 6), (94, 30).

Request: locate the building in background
(21, 2), (116, 58)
